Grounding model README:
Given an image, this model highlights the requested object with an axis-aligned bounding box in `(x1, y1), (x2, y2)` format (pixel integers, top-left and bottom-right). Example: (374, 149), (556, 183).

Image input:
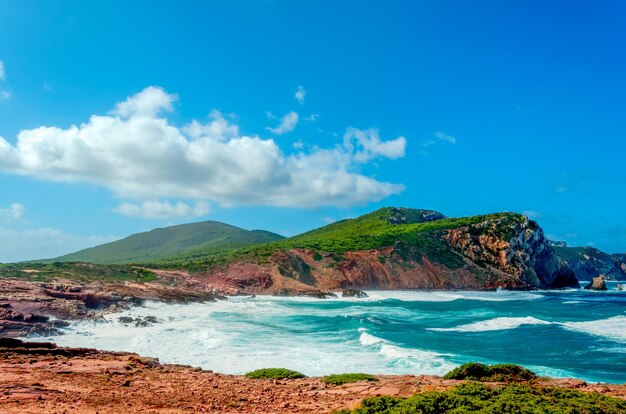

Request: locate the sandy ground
(1, 342), (626, 414)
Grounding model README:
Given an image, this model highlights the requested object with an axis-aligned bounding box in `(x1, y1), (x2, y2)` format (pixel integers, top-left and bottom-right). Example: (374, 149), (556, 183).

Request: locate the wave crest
(429, 316), (551, 333)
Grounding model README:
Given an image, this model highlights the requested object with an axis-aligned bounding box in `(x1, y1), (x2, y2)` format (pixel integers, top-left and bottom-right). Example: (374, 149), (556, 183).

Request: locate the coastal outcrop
(584, 275), (608, 291)
(443, 214), (578, 288)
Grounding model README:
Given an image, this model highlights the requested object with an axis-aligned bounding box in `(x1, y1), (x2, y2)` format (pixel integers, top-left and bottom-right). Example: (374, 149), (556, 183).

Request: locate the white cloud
(112, 86), (177, 118)
(435, 131), (457, 144)
(0, 91), (10, 100)
(304, 113), (319, 122)
(114, 200), (210, 219)
(0, 227), (119, 263)
(0, 203), (25, 220)
(292, 140), (304, 149)
(266, 111), (299, 135)
(419, 131), (456, 155)
(343, 127), (406, 162)
(294, 85), (306, 104)
(183, 110), (239, 141)
(0, 86), (405, 209)
(0, 61), (5, 81)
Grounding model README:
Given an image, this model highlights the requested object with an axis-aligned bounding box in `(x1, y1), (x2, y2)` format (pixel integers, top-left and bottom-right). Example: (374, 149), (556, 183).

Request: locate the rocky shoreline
(0, 277), (223, 338)
(0, 339), (625, 413)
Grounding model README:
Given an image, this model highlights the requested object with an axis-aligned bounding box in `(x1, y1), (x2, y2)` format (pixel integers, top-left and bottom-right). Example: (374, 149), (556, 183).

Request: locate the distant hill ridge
(52, 207), (623, 288)
(54, 221), (284, 264)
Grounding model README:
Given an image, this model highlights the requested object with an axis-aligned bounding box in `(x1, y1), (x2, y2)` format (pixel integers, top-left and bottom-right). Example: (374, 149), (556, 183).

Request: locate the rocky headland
(0, 208), (583, 337)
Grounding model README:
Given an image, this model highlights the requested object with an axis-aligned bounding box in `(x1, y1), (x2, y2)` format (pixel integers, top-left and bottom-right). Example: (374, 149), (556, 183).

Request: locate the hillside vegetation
(155, 207), (526, 271)
(52, 221), (284, 264)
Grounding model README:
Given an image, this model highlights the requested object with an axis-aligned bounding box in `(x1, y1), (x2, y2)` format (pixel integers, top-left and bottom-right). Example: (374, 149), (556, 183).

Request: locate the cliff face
(443, 215), (578, 289)
(202, 211), (579, 294)
(554, 245), (626, 281)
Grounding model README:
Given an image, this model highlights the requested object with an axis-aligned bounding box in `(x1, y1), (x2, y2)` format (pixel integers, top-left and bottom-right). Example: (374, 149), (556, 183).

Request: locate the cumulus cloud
(0, 227), (119, 263)
(0, 203), (25, 220)
(112, 86), (177, 118)
(294, 86), (306, 104)
(114, 200), (210, 219)
(0, 61), (5, 81)
(0, 87), (405, 210)
(343, 128), (406, 163)
(266, 111), (299, 135)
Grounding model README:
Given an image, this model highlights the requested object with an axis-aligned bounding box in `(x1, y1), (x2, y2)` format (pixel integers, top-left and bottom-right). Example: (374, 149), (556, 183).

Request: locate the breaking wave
(429, 316), (552, 333)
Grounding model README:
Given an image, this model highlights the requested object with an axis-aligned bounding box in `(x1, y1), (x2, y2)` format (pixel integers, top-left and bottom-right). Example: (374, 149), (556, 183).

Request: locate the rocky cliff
(553, 244), (626, 281)
(196, 208), (579, 294)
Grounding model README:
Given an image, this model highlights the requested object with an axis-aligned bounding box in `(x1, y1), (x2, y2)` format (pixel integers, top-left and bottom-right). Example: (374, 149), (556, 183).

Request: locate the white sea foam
(562, 316), (626, 343)
(357, 328), (455, 373)
(364, 290), (545, 302)
(429, 316), (552, 332)
(359, 331), (387, 346)
(31, 294), (625, 381)
(35, 300), (458, 376)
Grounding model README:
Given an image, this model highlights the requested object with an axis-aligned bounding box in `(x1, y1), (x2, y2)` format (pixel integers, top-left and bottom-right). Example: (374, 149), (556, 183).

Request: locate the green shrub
(312, 252), (323, 261)
(344, 382), (626, 414)
(244, 368), (305, 380)
(323, 373), (378, 386)
(443, 362), (536, 382)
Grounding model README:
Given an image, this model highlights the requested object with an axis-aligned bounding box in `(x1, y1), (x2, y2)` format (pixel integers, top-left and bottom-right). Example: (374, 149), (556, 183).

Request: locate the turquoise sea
(39, 283), (626, 383)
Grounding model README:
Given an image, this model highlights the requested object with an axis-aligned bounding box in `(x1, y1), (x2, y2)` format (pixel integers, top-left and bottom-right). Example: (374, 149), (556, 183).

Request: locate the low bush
(323, 373), (378, 386)
(443, 362), (536, 382)
(244, 368), (305, 380)
(341, 382), (626, 413)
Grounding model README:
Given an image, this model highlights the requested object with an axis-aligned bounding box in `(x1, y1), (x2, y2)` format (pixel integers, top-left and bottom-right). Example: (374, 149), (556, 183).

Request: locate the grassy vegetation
(51, 221), (284, 264)
(244, 368), (306, 379)
(554, 245), (609, 263)
(443, 362), (537, 382)
(0, 261), (156, 283)
(323, 373), (378, 386)
(335, 382), (626, 414)
(153, 208), (526, 271)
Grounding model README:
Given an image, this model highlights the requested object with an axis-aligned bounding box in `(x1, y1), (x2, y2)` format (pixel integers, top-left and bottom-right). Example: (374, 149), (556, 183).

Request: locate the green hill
(54, 221), (284, 264)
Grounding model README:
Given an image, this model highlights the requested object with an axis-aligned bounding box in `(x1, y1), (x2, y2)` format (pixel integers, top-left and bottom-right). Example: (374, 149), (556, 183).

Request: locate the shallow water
(37, 286), (626, 383)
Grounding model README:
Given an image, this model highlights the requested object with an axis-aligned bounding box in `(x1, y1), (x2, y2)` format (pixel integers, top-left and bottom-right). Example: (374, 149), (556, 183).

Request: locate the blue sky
(1, 0), (625, 262)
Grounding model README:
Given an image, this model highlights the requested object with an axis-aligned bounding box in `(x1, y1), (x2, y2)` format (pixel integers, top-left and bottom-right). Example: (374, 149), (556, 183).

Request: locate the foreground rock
(0, 340), (625, 414)
(584, 275), (608, 291)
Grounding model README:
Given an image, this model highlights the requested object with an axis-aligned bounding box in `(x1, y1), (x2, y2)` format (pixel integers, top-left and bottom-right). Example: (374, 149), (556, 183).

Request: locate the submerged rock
(118, 316), (159, 327)
(584, 275), (608, 291)
(342, 289), (368, 298)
